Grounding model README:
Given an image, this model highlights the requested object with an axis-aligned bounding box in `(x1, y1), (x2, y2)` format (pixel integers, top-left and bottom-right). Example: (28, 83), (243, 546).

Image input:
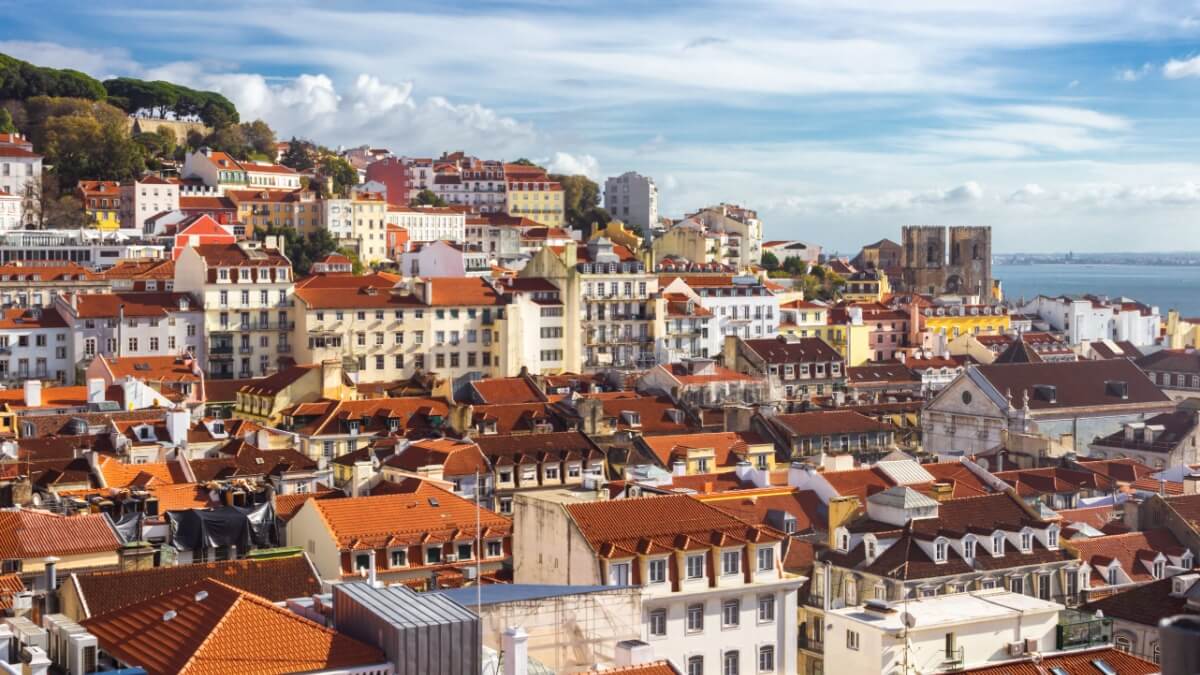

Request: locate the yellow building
(778, 300), (871, 365)
(504, 163), (565, 227)
(921, 304), (1011, 340)
(841, 269), (891, 303)
(227, 189), (319, 235)
(590, 220), (643, 252)
(1165, 310), (1200, 349)
(640, 431), (776, 474)
(77, 180), (122, 231)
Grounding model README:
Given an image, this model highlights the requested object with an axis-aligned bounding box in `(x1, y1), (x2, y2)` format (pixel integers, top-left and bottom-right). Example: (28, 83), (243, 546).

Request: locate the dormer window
(962, 537), (976, 561)
(620, 411), (641, 427)
(992, 533), (1005, 556)
(1108, 566), (1119, 586)
(212, 422), (224, 434)
(1020, 530), (1032, 552)
(1154, 560), (1166, 579)
(1184, 552), (1194, 568)
(838, 530), (850, 552)
(864, 537), (876, 560)
(1047, 527), (1059, 549)
(934, 539), (948, 562)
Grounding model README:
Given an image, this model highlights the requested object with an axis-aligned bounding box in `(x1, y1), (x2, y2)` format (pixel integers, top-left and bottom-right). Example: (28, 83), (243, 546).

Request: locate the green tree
(782, 256), (807, 276)
(319, 156), (358, 197)
(338, 247), (366, 275)
(44, 193), (88, 229)
(133, 130), (175, 169)
(257, 224), (340, 276)
(0, 53), (106, 101)
(280, 137), (317, 171)
(240, 119), (276, 158)
(510, 158), (541, 168)
(0, 108), (13, 134)
(761, 251), (780, 271)
(204, 124), (247, 157)
(410, 189), (447, 207)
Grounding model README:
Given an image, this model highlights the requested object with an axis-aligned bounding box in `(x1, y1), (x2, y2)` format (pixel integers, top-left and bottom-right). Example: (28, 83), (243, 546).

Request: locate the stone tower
(901, 225), (947, 295)
(948, 226), (991, 300)
(899, 225), (993, 301)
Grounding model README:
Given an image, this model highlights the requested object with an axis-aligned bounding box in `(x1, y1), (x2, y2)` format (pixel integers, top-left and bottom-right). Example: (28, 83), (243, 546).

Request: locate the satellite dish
(901, 611), (917, 629)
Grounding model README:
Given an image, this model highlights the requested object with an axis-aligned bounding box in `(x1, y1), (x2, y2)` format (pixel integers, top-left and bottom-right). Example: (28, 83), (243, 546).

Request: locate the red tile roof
(470, 377), (546, 404)
(1067, 529), (1186, 584)
(70, 292), (196, 318)
(0, 509), (120, 559)
(0, 306), (67, 329)
(70, 554), (322, 619)
(742, 336), (842, 364)
(962, 646), (1157, 675)
(772, 410), (894, 436)
(641, 431), (770, 468)
(310, 481), (510, 550)
(81, 578), (383, 675)
(565, 493), (782, 559)
(383, 437), (489, 476)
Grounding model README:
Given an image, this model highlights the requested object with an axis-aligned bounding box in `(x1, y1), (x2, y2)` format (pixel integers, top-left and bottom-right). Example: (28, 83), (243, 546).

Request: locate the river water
(995, 263), (1200, 316)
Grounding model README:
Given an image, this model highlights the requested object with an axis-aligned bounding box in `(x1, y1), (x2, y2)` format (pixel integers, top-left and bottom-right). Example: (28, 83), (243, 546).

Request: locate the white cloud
(999, 105), (1129, 131)
(780, 181), (984, 214)
(1007, 183), (1046, 202)
(1164, 55), (1200, 79)
(1067, 79), (1080, 88)
(1117, 63), (1151, 81)
(546, 152), (600, 179)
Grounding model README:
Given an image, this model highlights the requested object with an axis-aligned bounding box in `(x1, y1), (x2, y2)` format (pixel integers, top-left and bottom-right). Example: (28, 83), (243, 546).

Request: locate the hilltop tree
(241, 119), (276, 158)
(0, 53), (106, 101)
(280, 137), (317, 171)
(0, 108), (13, 134)
(410, 189), (446, 207)
(761, 252), (780, 271)
(319, 156), (358, 196)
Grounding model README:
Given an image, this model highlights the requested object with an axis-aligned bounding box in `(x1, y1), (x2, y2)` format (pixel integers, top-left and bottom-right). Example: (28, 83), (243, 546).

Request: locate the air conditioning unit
(65, 631), (99, 675)
(444, 554), (458, 563)
(1024, 638), (1038, 653)
(1007, 641), (1025, 657)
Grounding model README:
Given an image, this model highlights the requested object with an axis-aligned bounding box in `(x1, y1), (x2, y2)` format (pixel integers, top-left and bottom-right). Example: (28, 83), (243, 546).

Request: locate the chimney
(614, 639), (654, 667)
(930, 481), (954, 502)
(826, 495), (860, 547)
(23, 379), (41, 408)
(671, 459), (687, 477)
(502, 627), (530, 675)
(87, 378), (106, 404)
(788, 460), (812, 488)
(166, 407), (190, 446)
(1185, 474), (1200, 496)
(734, 460), (754, 483)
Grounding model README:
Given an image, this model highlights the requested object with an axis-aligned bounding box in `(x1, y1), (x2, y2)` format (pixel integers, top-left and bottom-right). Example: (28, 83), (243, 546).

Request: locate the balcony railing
(238, 346), (254, 354)
(797, 635), (824, 654)
(277, 343), (292, 353)
(210, 344), (233, 355)
(943, 646), (965, 671)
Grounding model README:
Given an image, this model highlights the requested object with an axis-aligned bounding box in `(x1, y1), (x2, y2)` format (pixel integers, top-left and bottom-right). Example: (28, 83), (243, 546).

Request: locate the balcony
(277, 343), (292, 354)
(943, 646), (965, 672)
(1056, 609), (1112, 650)
(797, 635), (823, 654)
(238, 346), (254, 354)
(210, 344), (233, 355)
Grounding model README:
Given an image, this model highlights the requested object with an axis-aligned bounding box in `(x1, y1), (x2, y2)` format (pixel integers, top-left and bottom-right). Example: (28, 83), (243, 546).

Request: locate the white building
(514, 491), (801, 675)
(121, 176), (180, 233)
(0, 306), (71, 384)
(0, 133), (41, 227)
(0, 188), (19, 232)
(182, 148), (300, 193)
(385, 206), (466, 244)
(54, 292), (206, 378)
(399, 241), (489, 278)
(661, 276), (781, 356)
(172, 239), (294, 379)
(605, 171), (659, 231)
(823, 590), (1062, 673)
(1020, 295), (1160, 347)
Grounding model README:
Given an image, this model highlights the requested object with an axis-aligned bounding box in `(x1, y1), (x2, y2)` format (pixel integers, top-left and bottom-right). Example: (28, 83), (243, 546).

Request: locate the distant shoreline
(995, 259), (1200, 266)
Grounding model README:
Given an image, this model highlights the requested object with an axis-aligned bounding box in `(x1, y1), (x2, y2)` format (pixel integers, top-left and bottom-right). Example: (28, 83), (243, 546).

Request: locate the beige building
(172, 239), (295, 379)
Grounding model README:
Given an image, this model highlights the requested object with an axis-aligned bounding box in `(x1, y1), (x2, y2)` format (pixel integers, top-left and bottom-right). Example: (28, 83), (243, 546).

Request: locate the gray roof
(334, 582), (479, 627)
(434, 584), (626, 607)
(868, 486), (939, 510)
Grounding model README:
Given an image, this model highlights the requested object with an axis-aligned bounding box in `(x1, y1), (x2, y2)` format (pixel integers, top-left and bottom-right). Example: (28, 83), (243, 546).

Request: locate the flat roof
(334, 581), (479, 628)
(832, 590), (1062, 631)
(435, 584), (631, 607)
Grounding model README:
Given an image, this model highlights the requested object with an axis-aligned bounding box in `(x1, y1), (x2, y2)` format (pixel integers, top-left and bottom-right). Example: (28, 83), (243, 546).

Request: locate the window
(1009, 576), (1025, 594)
(757, 546), (774, 571)
(723, 651), (739, 675)
(945, 632), (957, 659)
(686, 604), (704, 632)
(993, 533), (1005, 556)
(354, 553), (371, 571)
(687, 656), (704, 675)
(609, 561), (631, 586)
(722, 599), (740, 627)
(758, 645), (775, 672)
(390, 549), (407, 567)
(757, 594), (775, 622)
(686, 554), (705, 579)
(1154, 560), (1165, 579)
(1108, 566), (1119, 586)
(649, 609), (667, 637)
(1021, 531), (1033, 552)
(425, 547), (442, 564)
(935, 539), (947, 562)
(963, 538), (976, 560)
(1115, 634), (1133, 653)
(846, 629), (860, 651)
(723, 550), (741, 575)
(648, 558), (667, 584)
(1047, 528), (1059, 549)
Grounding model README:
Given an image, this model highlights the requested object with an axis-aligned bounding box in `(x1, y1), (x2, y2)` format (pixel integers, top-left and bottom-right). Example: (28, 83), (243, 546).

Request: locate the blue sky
(5, 0), (1200, 253)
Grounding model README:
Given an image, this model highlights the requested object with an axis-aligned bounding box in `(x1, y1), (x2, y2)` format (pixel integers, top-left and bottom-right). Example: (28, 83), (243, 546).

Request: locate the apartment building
(173, 240), (295, 379)
(294, 273), (504, 385)
(504, 163), (565, 227)
(182, 148), (301, 193)
(54, 292), (205, 379)
(605, 171), (659, 231)
(120, 176), (179, 232)
(514, 492), (801, 675)
(724, 335), (846, 405)
(660, 275), (780, 356)
(76, 180), (122, 231)
(227, 189), (319, 236)
(0, 187), (18, 231)
(385, 205), (466, 245)
(1020, 294), (1160, 347)
(0, 306), (71, 384)
(0, 133), (41, 227)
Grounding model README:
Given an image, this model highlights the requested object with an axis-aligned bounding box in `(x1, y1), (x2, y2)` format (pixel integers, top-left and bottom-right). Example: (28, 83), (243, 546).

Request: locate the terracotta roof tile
(70, 554), (322, 619)
(81, 578), (383, 675)
(962, 646), (1157, 675)
(1066, 529), (1186, 584)
(641, 431), (770, 468)
(469, 377), (546, 404)
(772, 410), (895, 436)
(383, 437), (489, 476)
(742, 336), (842, 364)
(0, 509), (120, 559)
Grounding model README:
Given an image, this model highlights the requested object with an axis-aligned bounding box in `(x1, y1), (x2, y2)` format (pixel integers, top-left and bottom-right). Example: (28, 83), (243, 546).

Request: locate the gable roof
(772, 410), (894, 436)
(81, 578), (383, 675)
(974, 360), (1169, 411)
(1067, 529), (1186, 584)
(69, 554), (322, 619)
(962, 646), (1158, 675)
(742, 336), (842, 364)
(469, 377), (546, 404)
(0, 509), (120, 559)
(641, 431), (770, 468)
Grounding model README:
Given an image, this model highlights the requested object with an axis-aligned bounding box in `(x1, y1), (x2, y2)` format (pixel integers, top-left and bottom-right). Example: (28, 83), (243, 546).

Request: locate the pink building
(364, 157), (411, 206)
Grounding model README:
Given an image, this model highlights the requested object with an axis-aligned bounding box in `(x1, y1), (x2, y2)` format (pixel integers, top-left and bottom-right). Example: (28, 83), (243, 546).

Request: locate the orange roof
(565, 493), (782, 559)
(599, 663), (680, 675)
(641, 431), (769, 468)
(99, 259), (176, 281)
(962, 646), (1156, 675)
(81, 578), (384, 675)
(470, 377), (546, 404)
(71, 292), (195, 319)
(384, 437), (489, 475)
(274, 488), (343, 523)
(0, 306), (67, 329)
(425, 277), (504, 306)
(1067, 529), (1185, 584)
(0, 509), (121, 559)
(98, 456), (189, 489)
(310, 480), (511, 550)
(97, 354), (203, 383)
(0, 385), (88, 410)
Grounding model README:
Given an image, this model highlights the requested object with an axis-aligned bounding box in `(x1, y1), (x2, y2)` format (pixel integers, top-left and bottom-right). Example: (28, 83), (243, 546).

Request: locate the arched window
(934, 539), (948, 562)
(993, 533), (1005, 555)
(927, 244), (938, 264)
(1115, 633), (1134, 653)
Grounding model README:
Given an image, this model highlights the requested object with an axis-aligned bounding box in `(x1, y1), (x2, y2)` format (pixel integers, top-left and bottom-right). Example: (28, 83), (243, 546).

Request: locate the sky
(5, 1), (1200, 253)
